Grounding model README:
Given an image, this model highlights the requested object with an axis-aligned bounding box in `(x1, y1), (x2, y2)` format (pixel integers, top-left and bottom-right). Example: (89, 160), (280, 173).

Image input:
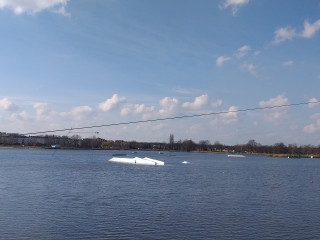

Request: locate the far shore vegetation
(1, 132), (319, 158)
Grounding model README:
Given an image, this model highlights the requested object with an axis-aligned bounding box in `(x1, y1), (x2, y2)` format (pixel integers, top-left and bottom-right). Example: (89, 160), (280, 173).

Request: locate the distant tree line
(232, 139), (320, 157)
(0, 132), (319, 157)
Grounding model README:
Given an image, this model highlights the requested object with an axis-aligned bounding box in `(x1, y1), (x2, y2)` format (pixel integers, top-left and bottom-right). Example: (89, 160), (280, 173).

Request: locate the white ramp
(143, 157), (165, 166)
(109, 157), (164, 166)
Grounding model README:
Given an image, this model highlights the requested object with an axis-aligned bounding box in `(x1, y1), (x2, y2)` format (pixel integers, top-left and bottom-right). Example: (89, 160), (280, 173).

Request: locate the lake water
(0, 148), (319, 239)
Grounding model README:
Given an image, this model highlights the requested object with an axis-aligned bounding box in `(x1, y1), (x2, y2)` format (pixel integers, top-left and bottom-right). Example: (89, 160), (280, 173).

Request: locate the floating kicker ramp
(109, 157), (164, 166)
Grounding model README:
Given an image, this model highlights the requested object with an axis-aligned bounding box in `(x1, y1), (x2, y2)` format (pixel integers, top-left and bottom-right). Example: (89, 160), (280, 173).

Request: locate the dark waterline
(0, 149), (319, 239)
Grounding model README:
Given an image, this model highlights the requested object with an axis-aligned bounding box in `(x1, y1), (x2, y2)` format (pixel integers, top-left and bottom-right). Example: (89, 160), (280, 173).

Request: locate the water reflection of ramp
(109, 157), (164, 166)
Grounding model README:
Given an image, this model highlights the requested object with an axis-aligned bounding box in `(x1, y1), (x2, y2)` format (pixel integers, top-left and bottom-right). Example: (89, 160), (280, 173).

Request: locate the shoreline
(1, 145), (319, 158)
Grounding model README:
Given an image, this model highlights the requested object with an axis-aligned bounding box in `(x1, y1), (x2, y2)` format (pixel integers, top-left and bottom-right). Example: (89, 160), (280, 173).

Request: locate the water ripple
(0, 149), (319, 239)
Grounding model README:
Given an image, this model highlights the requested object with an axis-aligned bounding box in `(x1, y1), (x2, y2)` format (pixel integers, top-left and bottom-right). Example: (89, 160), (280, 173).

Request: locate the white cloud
(11, 111), (33, 121)
(159, 97), (180, 115)
(273, 19), (320, 44)
(182, 94), (209, 110)
(273, 27), (297, 44)
(254, 50), (261, 56)
(221, 106), (239, 124)
(259, 94), (290, 108)
(221, 0), (250, 16)
(217, 45), (253, 70)
(282, 60), (293, 66)
(210, 105), (239, 126)
(0, 97), (18, 111)
(120, 104), (155, 117)
(72, 105), (92, 115)
(211, 106), (239, 126)
(308, 98), (320, 108)
(60, 105), (93, 121)
(259, 94), (290, 123)
(0, 0), (69, 15)
(33, 102), (52, 116)
(151, 123), (167, 132)
(137, 96), (181, 121)
(99, 94), (126, 112)
(236, 45), (251, 58)
(301, 19), (320, 38)
(212, 99), (223, 108)
(303, 114), (320, 133)
(216, 56), (231, 67)
(241, 63), (258, 75)
(32, 102), (53, 121)
(141, 95), (222, 120)
(303, 121), (320, 133)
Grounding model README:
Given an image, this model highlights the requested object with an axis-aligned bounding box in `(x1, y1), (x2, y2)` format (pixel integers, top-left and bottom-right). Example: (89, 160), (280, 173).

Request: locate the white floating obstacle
(109, 157), (164, 166)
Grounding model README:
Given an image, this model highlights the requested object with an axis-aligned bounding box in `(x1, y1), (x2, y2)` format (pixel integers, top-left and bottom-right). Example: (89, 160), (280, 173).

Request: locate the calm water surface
(0, 149), (319, 239)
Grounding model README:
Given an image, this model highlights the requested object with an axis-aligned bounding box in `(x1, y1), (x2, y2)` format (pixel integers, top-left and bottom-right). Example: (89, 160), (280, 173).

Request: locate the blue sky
(1, 0), (320, 145)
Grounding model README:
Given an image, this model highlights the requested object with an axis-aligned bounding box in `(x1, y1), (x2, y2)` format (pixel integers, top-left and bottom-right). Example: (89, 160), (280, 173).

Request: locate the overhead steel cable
(23, 100), (320, 136)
